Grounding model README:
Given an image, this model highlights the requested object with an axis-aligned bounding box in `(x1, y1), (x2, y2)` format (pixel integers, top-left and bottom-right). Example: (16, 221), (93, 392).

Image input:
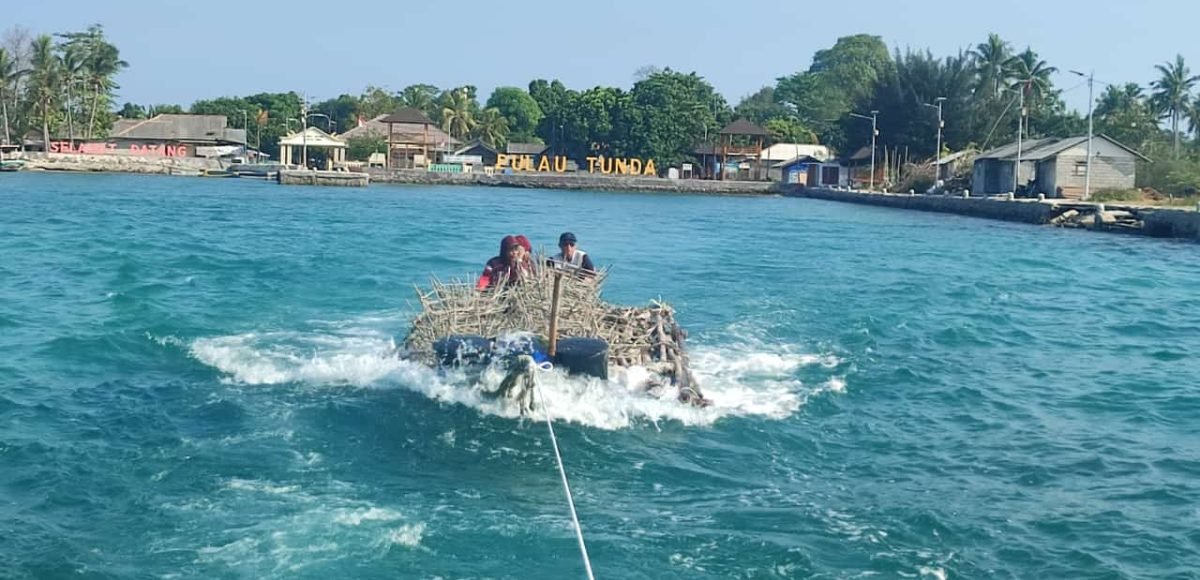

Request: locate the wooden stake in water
(548, 271), (564, 357)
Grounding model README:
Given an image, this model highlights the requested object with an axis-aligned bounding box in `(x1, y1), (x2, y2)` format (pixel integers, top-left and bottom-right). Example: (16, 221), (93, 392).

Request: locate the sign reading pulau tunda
(495, 154), (658, 176)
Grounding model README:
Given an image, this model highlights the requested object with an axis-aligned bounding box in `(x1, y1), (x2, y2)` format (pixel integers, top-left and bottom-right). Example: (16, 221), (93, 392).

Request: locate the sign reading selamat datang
(496, 154), (657, 176)
(48, 141), (191, 157)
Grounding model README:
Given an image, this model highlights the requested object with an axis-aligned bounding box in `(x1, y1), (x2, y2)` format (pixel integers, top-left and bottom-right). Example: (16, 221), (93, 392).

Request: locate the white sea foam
(189, 317), (846, 429)
(190, 478), (427, 573)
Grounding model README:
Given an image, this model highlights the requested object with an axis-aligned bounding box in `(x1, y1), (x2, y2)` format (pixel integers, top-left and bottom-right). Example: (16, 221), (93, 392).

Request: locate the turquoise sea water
(1, 173), (1198, 579)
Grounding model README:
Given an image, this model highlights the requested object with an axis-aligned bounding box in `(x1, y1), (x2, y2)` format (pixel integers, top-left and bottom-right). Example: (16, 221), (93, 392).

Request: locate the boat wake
(182, 317), (846, 430)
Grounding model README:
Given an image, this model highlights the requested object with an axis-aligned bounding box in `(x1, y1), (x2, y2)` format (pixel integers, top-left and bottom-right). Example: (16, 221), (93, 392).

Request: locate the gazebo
(278, 127), (347, 169)
(718, 119), (768, 181)
(379, 107), (438, 169)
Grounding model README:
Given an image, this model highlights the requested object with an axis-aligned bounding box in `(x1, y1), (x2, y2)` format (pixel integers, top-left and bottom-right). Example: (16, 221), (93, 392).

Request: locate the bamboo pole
(547, 271), (564, 357)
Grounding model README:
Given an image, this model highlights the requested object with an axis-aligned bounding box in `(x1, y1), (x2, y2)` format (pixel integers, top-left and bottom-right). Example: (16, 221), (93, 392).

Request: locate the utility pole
(850, 111), (879, 190)
(870, 111), (878, 190)
(1014, 84), (1025, 194)
(301, 94), (309, 170)
(1072, 69), (1096, 200)
(924, 97), (946, 180)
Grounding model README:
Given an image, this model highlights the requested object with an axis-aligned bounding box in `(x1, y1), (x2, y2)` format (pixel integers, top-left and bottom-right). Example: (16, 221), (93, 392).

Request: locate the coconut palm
(83, 40), (127, 138)
(0, 47), (25, 145)
(440, 88), (476, 140)
(58, 44), (86, 145)
(971, 33), (1012, 99)
(1150, 54), (1199, 158)
(27, 35), (59, 149)
(1005, 48), (1057, 105)
(472, 107), (510, 148)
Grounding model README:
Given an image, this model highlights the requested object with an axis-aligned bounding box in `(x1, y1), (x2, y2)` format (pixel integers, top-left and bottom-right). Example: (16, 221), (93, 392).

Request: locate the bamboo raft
(402, 260), (708, 405)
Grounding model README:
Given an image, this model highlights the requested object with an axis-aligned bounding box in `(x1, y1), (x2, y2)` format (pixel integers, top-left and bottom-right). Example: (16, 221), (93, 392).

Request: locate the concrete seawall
(791, 187), (1200, 241)
(794, 187), (1058, 224)
(22, 152), (221, 174)
(366, 169), (780, 195)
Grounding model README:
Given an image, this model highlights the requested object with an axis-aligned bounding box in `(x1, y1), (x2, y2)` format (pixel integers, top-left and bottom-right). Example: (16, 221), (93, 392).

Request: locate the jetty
(788, 186), (1200, 241)
(277, 169), (369, 187)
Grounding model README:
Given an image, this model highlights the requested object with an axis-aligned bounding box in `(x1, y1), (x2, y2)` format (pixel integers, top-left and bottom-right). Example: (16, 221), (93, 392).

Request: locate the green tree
(191, 92), (300, 158)
(734, 86), (790, 126)
(776, 34), (893, 149)
(27, 34), (58, 148)
(472, 107), (510, 147)
(866, 49), (977, 157)
(398, 84), (439, 118)
(359, 85), (400, 118)
(312, 93), (360, 134)
(439, 87), (476, 139)
(1005, 48), (1057, 105)
(59, 25), (127, 138)
(764, 117), (817, 144)
(1095, 83), (1160, 152)
(57, 43), (85, 142)
(148, 103), (184, 115)
(346, 134), (386, 161)
(563, 86), (631, 158)
(485, 86), (542, 143)
(0, 47), (23, 145)
(623, 69), (725, 166)
(971, 33), (1012, 99)
(1150, 54), (1199, 158)
(117, 101), (145, 119)
(529, 79), (575, 151)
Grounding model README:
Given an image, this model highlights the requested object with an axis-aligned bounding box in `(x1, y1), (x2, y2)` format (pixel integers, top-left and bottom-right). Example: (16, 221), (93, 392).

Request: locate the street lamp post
(1071, 69), (1095, 200)
(1014, 81), (1029, 194)
(240, 110), (249, 158)
(923, 97), (946, 179)
(849, 110), (879, 190)
(307, 112), (333, 134)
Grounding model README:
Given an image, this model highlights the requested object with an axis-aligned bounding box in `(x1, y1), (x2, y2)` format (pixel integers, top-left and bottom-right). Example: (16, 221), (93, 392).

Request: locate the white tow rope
(532, 362), (596, 580)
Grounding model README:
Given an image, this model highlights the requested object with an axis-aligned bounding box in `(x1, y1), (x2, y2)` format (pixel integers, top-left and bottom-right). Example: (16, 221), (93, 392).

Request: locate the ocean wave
(186, 317), (846, 429)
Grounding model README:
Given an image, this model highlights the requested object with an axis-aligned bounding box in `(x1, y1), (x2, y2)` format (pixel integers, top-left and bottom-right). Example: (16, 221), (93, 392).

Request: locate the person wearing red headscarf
(476, 235), (534, 290)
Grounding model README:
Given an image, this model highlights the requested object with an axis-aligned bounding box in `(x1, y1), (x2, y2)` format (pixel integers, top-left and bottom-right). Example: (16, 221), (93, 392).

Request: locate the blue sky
(5, 0), (1193, 114)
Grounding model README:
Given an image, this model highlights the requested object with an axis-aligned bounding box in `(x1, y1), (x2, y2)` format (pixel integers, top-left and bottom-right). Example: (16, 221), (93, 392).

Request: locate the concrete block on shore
(278, 170), (369, 187)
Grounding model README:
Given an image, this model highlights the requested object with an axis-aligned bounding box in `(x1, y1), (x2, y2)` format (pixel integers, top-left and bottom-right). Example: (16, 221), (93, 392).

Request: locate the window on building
(1072, 161), (1088, 176)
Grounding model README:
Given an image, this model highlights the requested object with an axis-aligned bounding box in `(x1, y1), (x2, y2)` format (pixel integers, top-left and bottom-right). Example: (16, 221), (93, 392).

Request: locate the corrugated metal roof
(379, 108), (435, 125)
(340, 115), (458, 145)
(719, 119), (768, 136)
(110, 114), (244, 143)
(976, 135), (1150, 162)
(976, 137), (1057, 161)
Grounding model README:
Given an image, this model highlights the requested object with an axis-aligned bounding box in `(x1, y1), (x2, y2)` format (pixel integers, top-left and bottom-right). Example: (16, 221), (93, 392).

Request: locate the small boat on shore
(399, 261), (709, 412)
(0, 145), (25, 172)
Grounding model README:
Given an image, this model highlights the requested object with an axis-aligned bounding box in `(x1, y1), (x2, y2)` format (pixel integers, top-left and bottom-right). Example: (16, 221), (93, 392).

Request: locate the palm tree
(1150, 54), (1199, 158)
(1095, 83), (1146, 118)
(440, 88), (476, 140)
(0, 47), (25, 145)
(472, 107), (510, 148)
(1005, 49), (1058, 105)
(83, 40), (127, 138)
(58, 44), (86, 145)
(1185, 96), (1200, 144)
(28, 35), (59, 150)
(971, 33), (1012, 99)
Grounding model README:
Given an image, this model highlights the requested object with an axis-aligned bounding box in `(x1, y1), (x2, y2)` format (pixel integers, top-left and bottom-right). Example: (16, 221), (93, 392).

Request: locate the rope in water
(532, 362), (596, 580)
